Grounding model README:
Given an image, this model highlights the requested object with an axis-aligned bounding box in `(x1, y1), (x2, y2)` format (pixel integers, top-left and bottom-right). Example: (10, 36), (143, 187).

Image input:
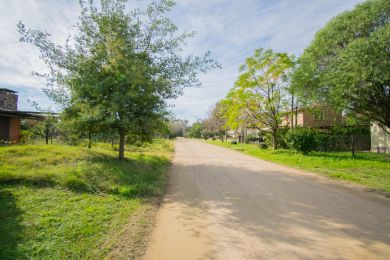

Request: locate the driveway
(145, 138), (390, 259)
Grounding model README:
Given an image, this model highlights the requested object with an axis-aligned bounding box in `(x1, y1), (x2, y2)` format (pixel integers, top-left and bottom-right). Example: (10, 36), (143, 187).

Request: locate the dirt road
(145, 138), (390, 259)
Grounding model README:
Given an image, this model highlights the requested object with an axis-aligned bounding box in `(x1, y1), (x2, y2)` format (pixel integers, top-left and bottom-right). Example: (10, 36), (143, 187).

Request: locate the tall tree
(203, 101), (227, 141)
(224, 48), (294, 149)
(292, 0), (390, 130)
(18, 0), (218, 159)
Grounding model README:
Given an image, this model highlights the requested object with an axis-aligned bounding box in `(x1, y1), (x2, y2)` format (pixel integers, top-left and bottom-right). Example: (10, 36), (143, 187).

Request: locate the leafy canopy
(18, 0), (219, 158)
(223, 48), (294, 149)
(292, 0), (390, 129)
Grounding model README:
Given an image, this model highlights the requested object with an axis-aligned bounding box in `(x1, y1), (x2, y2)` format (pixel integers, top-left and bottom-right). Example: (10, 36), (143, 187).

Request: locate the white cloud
(0, 0), (362, 119)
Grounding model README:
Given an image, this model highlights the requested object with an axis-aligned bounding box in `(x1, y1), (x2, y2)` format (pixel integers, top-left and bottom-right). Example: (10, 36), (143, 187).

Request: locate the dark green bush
(246, 133), (259, 142)
(263, 127), (289, 149)
(285, 127), (320, 154)
(231, 140), (238, 144)
(258, 142), (268, 149)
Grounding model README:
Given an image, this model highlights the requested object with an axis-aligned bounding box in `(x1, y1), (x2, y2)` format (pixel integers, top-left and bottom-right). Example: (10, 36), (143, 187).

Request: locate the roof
(0, 88), (18, 93)
(0, 108), (51, 119)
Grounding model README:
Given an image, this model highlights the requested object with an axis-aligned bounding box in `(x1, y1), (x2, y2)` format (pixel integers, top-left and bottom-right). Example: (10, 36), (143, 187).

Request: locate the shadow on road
(163, 149), (390, 259)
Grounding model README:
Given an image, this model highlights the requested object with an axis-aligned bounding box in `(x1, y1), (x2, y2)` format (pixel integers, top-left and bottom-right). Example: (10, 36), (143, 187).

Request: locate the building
(0, 88), (46, 143)
(281, 107), (343, 128)
(371, 123), (389, 153)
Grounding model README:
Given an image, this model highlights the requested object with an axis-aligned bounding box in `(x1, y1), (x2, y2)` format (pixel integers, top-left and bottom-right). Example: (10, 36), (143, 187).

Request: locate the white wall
(371, 123), (390, 153)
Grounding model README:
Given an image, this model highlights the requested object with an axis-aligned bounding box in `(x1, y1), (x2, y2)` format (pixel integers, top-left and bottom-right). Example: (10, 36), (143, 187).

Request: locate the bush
(230, 140), (238, 144)
(246, 133), (259, 142)
(258, 142), (268, 149)
(263, 127), (289, 149)
(285, 127), (320, 154)
(19, 130), (32, 143)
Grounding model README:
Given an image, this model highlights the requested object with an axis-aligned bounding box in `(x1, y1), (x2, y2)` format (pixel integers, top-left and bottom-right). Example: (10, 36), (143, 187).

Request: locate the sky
(0, 0), (362, 123)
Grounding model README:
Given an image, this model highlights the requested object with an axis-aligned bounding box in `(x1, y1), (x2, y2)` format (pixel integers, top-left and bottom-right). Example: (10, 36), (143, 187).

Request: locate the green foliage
(284, 128), (320, 154)
(18, 0), (218, 159)
(246, 133), (259, 142)
(207, 140), (390, 193)
(19, 130), (32, 144)
(0, 140), (172, 258)
(167, 118), (187, 138)
(258, 142), (268, 149)
(203, 101), (227, 140)
(293, 0), (390, 129)
(186, 121), (203, 138)
(263, 127), (288, 149)
(223, 48), (295, 149)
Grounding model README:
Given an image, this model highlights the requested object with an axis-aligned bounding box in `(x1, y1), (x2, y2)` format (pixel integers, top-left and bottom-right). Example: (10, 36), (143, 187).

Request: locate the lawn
(206, 140), (390, 193)
(0, 139), (173, 259)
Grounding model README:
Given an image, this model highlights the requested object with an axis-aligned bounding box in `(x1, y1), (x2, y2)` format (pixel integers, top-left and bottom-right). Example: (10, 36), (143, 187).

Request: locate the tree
(186, 121), (203, 138)
(28, 100), (58, 144)
(224, 48), (294, 149)
(203, 101), (227, 141)
(61, 103), (105, 148)
(18, 0), (218, 159)
(292, 0), (390, 130)
(167, 117), (188, 138)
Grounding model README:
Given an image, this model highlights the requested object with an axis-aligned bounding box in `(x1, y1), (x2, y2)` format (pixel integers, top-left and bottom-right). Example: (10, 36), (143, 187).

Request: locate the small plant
(258, 142), (268, 149)
(231, 140), (238, 144)
(285, 127), (319, 154)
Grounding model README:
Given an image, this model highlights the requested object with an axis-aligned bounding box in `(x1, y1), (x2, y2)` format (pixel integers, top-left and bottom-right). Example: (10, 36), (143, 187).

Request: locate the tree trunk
(111, 139), (114, 148)
(272, 129), (278, 150)
(351, 134), (355, 157)
(119, 130), (126, 160)
(291, 94), (294, 129)
(88, 131), (92, 149)
(295, 105), (298, 127)
(45, 128), (49, 145)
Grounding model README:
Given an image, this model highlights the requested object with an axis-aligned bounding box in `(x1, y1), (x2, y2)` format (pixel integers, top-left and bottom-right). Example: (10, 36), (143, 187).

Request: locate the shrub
(231, 140), (238, 144)
(258, 142), (268, 149)
(263, 127), (288, 149)
(285, 127), (319, 154)
(246, 133), (259, 142)
(20, 130), (32, 143)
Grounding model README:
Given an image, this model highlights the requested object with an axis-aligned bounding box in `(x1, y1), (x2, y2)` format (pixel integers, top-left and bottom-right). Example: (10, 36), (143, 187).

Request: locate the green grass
(0, 139), (173, 259)
(206, 140), (390, 193)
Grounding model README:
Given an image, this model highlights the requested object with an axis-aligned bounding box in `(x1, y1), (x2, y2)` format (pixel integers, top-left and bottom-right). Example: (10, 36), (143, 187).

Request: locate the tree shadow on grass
(0, 151), (170, 199)
(0, 189), (24, 260)
(307, 151), (390, 163)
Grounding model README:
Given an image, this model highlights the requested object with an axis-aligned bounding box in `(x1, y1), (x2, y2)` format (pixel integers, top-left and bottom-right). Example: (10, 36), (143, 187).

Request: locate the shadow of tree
(161, 147), (390, 259)
(0, 190), (24, 259)
(0, 151), (170, 199)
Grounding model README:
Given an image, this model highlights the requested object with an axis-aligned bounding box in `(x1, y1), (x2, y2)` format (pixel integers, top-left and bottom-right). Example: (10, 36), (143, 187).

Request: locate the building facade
(281, 107), (343, 128)
(0, 88), (48, 143)
(0, 89), (21, 143)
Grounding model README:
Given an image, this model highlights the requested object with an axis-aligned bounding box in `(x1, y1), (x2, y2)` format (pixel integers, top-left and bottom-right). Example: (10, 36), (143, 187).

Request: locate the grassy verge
(206, 140), (390, 193)
(0, 139), (173, 259)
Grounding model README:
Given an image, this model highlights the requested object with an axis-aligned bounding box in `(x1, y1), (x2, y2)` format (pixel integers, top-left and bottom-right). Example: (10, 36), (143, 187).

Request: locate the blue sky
(0, 0), (362, 123)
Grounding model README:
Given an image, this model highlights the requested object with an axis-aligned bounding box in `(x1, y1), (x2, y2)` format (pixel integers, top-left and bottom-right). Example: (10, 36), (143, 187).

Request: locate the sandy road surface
(145, 138), (390, 260)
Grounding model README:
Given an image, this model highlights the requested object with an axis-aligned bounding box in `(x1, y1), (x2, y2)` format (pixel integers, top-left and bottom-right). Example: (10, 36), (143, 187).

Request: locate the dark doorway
(0, 116), (10, 141)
